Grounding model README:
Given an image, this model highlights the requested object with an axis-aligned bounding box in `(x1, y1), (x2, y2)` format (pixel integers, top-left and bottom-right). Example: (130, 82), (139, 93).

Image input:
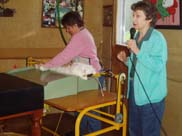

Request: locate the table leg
(31, 109), (43, 136)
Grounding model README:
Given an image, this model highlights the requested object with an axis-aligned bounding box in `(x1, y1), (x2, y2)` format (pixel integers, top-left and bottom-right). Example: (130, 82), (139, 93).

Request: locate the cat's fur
(38, 62), (96, 80)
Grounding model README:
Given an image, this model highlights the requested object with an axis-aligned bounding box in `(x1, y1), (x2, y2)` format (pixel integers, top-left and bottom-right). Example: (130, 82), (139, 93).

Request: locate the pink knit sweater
(43, 28), (101, 72)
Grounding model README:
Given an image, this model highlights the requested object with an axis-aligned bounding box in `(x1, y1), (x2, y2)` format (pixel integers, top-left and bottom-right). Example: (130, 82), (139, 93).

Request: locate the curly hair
(131, 0), (158, 27)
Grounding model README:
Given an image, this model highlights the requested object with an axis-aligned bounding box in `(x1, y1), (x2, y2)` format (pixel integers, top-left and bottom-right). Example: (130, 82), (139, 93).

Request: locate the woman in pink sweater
(43, 11), (102, 135)
(42, 12), (101, 73)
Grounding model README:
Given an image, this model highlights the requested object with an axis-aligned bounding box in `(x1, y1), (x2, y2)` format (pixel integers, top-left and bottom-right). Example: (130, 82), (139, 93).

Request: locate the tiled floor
(0, 112), (122, 136)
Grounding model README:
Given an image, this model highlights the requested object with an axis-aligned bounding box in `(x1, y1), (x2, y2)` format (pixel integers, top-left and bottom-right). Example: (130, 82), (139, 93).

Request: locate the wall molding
(0, 48), (62, 59)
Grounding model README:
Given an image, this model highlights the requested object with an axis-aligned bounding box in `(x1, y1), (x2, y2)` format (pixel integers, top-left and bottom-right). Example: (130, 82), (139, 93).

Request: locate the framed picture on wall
(151, 0), (182, 29)
(42, 0), (84, 28)
(103, 5), (113, 26)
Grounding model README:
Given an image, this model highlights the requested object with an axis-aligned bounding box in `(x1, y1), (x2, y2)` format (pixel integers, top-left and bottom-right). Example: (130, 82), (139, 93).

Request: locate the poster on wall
(151, 0), (182, 29)
(42, 0), (84, 28)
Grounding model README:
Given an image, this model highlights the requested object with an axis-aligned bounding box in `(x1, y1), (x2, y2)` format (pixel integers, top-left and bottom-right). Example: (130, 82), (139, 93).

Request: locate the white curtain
(116, 0), (139, 45)
(116, 0), (126, 45)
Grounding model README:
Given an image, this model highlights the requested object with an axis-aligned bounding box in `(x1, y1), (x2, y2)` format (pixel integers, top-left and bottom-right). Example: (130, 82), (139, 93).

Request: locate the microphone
(130, 27), (136, 39)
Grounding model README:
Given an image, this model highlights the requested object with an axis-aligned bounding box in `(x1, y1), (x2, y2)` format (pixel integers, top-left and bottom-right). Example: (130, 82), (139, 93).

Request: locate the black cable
(129, 56), (168, 136)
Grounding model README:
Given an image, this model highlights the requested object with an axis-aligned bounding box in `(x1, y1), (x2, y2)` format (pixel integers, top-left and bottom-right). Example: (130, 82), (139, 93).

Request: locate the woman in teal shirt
(117, 1), (167, 136)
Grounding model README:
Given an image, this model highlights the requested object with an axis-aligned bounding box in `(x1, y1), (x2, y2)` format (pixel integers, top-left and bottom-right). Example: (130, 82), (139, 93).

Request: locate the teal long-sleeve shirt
(127, 28), (168, 106)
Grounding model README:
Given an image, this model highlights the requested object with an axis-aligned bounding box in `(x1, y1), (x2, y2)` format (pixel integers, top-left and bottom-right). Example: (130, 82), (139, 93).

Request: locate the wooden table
(0, 73), (44, 136)
(0, 109), (43, 136)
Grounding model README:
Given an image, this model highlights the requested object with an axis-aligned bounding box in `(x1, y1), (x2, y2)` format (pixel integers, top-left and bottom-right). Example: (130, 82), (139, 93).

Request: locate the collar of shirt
(135, 27), (154, 48)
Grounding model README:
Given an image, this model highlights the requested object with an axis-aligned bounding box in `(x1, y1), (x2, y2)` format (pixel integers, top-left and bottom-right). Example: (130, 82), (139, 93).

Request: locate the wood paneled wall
(159, 29), (182, 136)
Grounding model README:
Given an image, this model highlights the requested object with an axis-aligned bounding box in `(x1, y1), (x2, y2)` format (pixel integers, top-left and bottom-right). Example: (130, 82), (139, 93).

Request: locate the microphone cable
(129, 56), (168, 136)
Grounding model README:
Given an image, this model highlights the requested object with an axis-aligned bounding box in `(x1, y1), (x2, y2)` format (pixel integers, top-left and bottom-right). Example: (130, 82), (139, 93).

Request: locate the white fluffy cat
(38, 62), (96, 80)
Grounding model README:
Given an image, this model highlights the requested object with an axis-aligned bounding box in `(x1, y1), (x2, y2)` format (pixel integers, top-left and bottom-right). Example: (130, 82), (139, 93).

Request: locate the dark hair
(61, 11), (84, 27)
(131, 0), (158, 27)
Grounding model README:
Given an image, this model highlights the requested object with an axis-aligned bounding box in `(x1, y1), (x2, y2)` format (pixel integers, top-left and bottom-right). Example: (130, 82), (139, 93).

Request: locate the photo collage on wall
(42, 0), (83, 27)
